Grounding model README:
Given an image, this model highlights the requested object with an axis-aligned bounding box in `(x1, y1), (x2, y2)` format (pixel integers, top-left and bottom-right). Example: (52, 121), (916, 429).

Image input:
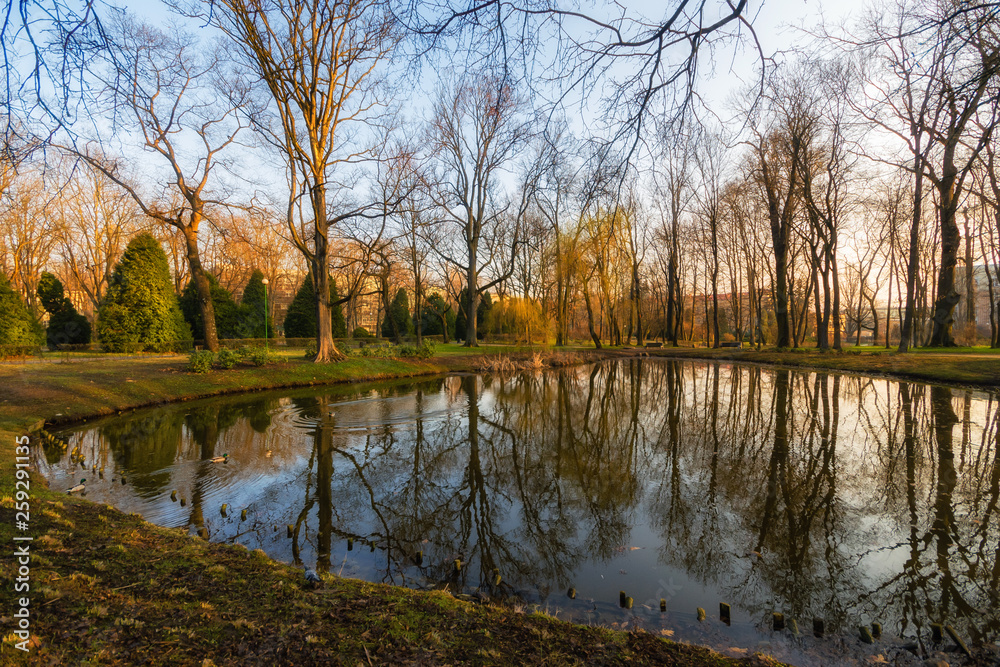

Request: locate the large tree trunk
(311, 201), (345, 363)
(831, 250), (842, 350)
(583, 284), (601, 349)
(929, 183), (962, 347)
(711, 225), (720, 349)
(464, 262), (479, 347)
(555, 233), (566, 347)
(633, 261), (644, 346)
(899, 144), (925, 352)
(771, 222), (791, 347)
(183, 224), (219, 352)
(414, 283), (423, 346)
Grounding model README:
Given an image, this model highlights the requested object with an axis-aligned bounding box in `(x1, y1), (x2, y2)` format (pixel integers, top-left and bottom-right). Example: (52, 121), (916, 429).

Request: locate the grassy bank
(641, 345), (1000, 388)
(0, 492), (784, 666)
(0, 350), (788, 666)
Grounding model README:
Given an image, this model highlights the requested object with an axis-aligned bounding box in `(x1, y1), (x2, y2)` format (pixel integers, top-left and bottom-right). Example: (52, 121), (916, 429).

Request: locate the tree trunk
(633, 261), (644, 346)
(831, 250), (842, 350)
(899, 144), (925, 352)
(183, 225), (219, 352)
(464, 262), (479, 347)
(583, 284), (601, 349)
(963, 208), (974, 332)
(771, 223), (791, 347)
(311, 200), (345, 363)
(929, 209), (962, 346)
(414, 283), (423, 346)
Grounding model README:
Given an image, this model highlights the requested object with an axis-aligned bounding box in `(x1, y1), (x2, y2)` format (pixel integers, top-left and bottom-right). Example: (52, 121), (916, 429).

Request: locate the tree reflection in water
(44, 361), (1000, 646)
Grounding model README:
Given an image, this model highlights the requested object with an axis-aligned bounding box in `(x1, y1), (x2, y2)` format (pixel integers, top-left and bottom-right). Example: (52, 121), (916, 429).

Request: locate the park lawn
(641, 345), (1000, 387)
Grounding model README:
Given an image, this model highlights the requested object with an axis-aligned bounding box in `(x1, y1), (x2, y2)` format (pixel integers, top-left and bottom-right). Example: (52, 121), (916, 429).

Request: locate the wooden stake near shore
(945, 625), (972, 657)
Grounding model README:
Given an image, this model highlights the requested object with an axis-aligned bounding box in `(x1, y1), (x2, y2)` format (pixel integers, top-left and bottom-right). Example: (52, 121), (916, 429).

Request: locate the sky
(87, 0), (875, 207)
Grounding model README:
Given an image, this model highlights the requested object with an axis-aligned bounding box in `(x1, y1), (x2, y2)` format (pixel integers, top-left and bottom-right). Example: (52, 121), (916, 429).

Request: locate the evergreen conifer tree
(97, 233), (191, 352)
(0, 275), (44, 346)
(239, 269), (273, 339)
(283, 272), (347, 338)
(283, 273), (317, 338)
(381, 288), (414, 341)
(37, 272), (91, 346)
(180, 273), (242, 340)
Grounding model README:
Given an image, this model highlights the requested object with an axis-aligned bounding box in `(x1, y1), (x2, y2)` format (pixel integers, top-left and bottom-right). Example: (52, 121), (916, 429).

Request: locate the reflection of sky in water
(40, 362), (1000, 666)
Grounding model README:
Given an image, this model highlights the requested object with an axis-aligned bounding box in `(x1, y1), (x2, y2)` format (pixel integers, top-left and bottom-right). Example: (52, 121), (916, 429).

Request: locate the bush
(187, 350), (215, 373)
(304, 342), (317, 359)
(217, 348), (238, 369)
(352, 327), (373, 338)
(398, 341), (435, 359)
(359, 344), (395, 358)
(247, 347), (270, 367)
(335, 341), (352, 356)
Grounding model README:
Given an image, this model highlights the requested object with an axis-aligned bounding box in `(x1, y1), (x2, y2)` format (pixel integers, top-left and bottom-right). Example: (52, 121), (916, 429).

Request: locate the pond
(39, 359), (999, 664)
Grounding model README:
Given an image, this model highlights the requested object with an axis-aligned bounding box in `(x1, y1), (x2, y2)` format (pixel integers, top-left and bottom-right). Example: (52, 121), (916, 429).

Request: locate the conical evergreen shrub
(0, 275), (43, 345)
(97, 233), (191, 352)
(37, 272), (91, 347)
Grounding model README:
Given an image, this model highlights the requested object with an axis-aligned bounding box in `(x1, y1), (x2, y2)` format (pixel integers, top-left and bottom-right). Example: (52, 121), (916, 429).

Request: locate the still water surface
(41, 360), (1000, 663)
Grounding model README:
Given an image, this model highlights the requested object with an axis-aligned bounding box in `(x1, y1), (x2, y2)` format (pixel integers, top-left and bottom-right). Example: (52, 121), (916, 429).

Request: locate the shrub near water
(187, 350), (215, 373)
(217, 348), (238, 369)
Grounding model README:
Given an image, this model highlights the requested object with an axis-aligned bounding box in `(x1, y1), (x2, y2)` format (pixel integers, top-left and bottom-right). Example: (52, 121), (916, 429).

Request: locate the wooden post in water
(813, 619), (824, 638)
(772, 613), (785, 631)
(567, 588), (576, 599)
(696, 607), (706, 621)
(719, 603), (731, 625)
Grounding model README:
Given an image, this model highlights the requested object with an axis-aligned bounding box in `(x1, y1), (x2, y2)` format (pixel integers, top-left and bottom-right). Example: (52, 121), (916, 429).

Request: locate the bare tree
(426, 72), (534, 346)
(51, 162), (146, 317)
(745, 72), (817, 348)
(198, 0), (400, 362)
(64, 16), (248, 351)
